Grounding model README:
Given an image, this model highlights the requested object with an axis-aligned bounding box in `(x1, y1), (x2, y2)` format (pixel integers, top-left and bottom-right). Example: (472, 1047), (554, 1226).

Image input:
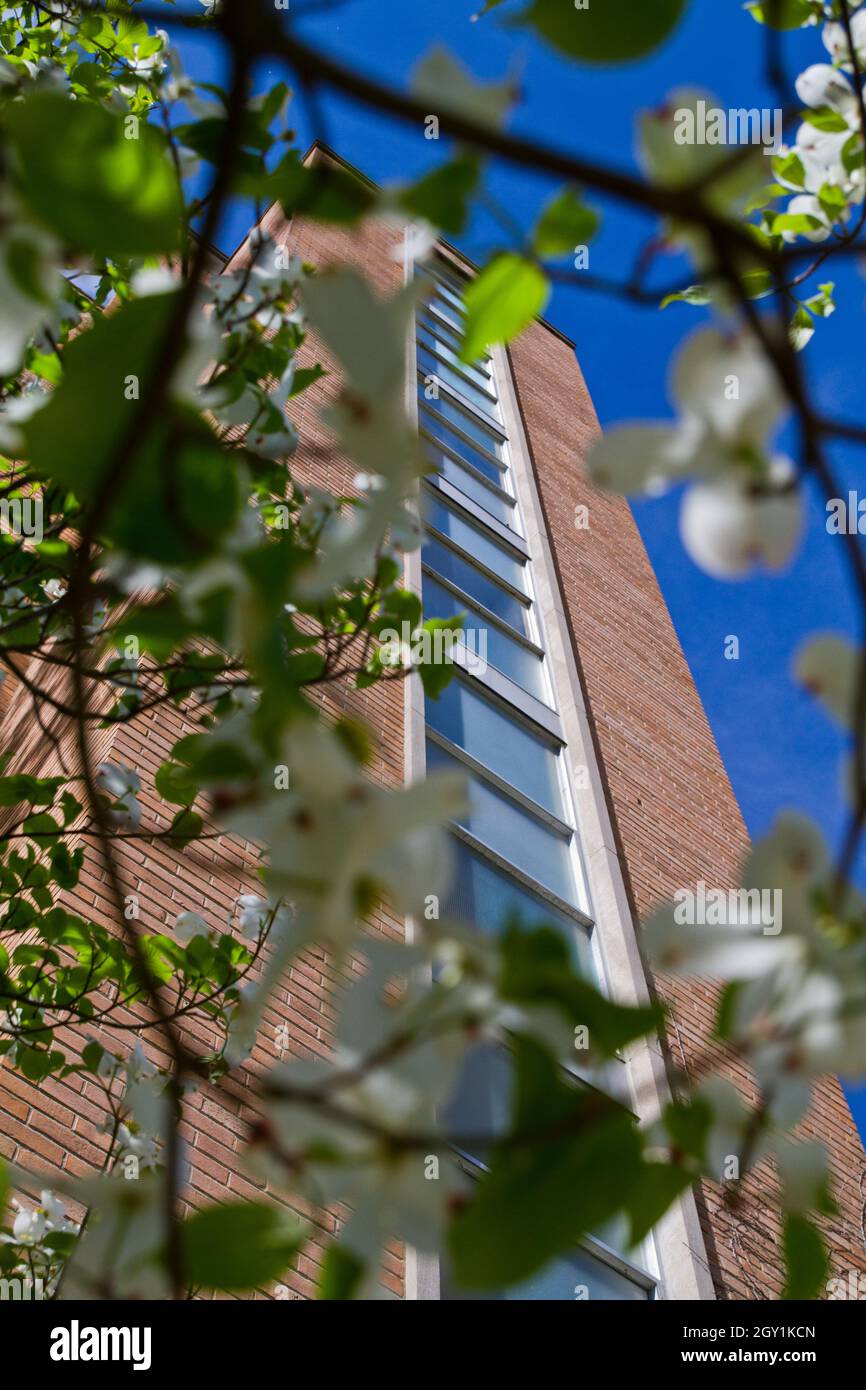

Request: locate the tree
(0, 0), (862, 1300)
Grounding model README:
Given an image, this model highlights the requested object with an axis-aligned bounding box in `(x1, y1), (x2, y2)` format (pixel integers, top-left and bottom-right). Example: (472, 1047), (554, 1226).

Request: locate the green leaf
(747, 0), (821, 29)
(626, 1163), (692, 1246)
(842, 132), (865, 175)
(42, 1230), (76, 1257)
(272, 154), (374, 223)
(772, 149), (806, 188)
(155, 762), (198, 807)
(460, 254), (549, 362)
(139, 935), (175, 985)
(771, 211), (825, 236)
(180, 1201), (302, 1290)
(801, 106), (850, 133)
(18, 1047), (64, 1082)
(533, 188), (599, 257)
(499, 922), (661, 1054)
(168, 808), (203, 844)
(288, 365), (327, 398)
(317, 1243), (366, 1299)
(515, 0), (687, 64)
(22, 812), (61, 844)
(413, 46), (515, 129)
(5, 92), (182, 255)
(24, 293), (242, 562)
(660, 284), (711, 309)
(790, 305), (814, 352)
(399, 157), (480, 235)
(818, 182), (847, 218)
(448, 1038), (643, 1289)
(415, 617), (461, 700)
(663, 1097), (714, 1161)
(82, 1040), (105, 1074)
(0, 774), (60, 807)
(803, 281), (835, 319)
(741, 268), (774, 300)
(782, 1213), (827, 1300)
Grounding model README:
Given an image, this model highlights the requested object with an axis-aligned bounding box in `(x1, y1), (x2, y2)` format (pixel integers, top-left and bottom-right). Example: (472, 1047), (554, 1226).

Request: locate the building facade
(2, 145), (866, 1300)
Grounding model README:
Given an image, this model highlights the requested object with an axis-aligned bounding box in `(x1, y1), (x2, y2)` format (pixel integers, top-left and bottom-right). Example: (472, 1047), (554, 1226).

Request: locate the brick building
(2, 144), (865, 1300)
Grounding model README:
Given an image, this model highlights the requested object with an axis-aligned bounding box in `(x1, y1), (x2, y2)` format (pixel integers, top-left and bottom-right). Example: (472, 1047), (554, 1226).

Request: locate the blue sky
(175, 0), (866, 1132)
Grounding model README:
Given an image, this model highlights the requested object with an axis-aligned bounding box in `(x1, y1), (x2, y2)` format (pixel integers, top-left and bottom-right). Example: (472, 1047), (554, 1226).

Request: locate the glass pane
(441, 1052), (649, 1300)
(427, 677), (562, 815)
(419, 405), (505, 485)
(423, 537), (529, 636)
(444, 837), (593, 975)
(418, 320), (492, 389)
(423, 291), (465, 335)
(419, 308), (490, 366)
(418, 267), (467, 315)
(425, 448), (517, 527)
(426, 740), (575, 903)
(422, 574), (547, 702)
(418, 383), (505, 461)
(442, 1041), (511, 1155)
(422, 493), (526, 591)
(417, 344), (501, 422)
(429, 262), (469, 295)
(441, 1246), (650, 1301)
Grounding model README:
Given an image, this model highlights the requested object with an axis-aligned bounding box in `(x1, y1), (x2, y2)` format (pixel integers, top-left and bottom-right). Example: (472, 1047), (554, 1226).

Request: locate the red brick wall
(508, 322), (866, 1300)
(0, 200), (408, 1300)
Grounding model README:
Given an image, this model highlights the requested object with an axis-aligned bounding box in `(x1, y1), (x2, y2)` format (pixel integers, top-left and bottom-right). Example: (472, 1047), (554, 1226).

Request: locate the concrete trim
(401, 232), (440, 1302)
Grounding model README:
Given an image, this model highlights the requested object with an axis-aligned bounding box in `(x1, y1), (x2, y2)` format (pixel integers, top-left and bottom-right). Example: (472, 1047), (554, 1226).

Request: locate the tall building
(2, 144), (866, 1300)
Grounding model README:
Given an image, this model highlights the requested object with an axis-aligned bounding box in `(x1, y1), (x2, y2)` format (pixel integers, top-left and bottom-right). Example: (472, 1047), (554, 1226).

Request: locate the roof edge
(216, 138), (577, 351)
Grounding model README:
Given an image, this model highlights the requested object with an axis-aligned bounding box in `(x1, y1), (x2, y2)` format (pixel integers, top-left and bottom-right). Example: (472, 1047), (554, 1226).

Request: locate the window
(417, 266), (469, 316)
(422, 492), (525, 589)
(427, 677), (563, 816)
(422, 573), (548, 703)
(424, 446), (517, 527)
(426, 739), (576, 904)
(444, 836), (593, 974)
(439, 1044), (653, 1301)
(418, 308), (491, 365)
(417, 344), (502, 422)
(423, 536), (529, 637)
(419, 404), (507, 486)
(418, 383), (506, 462)
(440, 1246), (652, 1302)
(417, 319), (493, 392)
(411, 263), (661, 1303)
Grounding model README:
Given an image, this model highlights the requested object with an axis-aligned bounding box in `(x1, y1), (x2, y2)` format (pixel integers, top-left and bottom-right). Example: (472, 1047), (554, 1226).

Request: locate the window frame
(423, 499), (531, 602)
(421, 563), (546, 662)
(426, 733), (587, 914)
(418, 306), (493, 374)
(417, 371), (509, 452)
(424, 475), (527, 551)
(422, 440), (519, 528)
(443, 1093), (657, 1300)
(417, 342), (502, 423)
